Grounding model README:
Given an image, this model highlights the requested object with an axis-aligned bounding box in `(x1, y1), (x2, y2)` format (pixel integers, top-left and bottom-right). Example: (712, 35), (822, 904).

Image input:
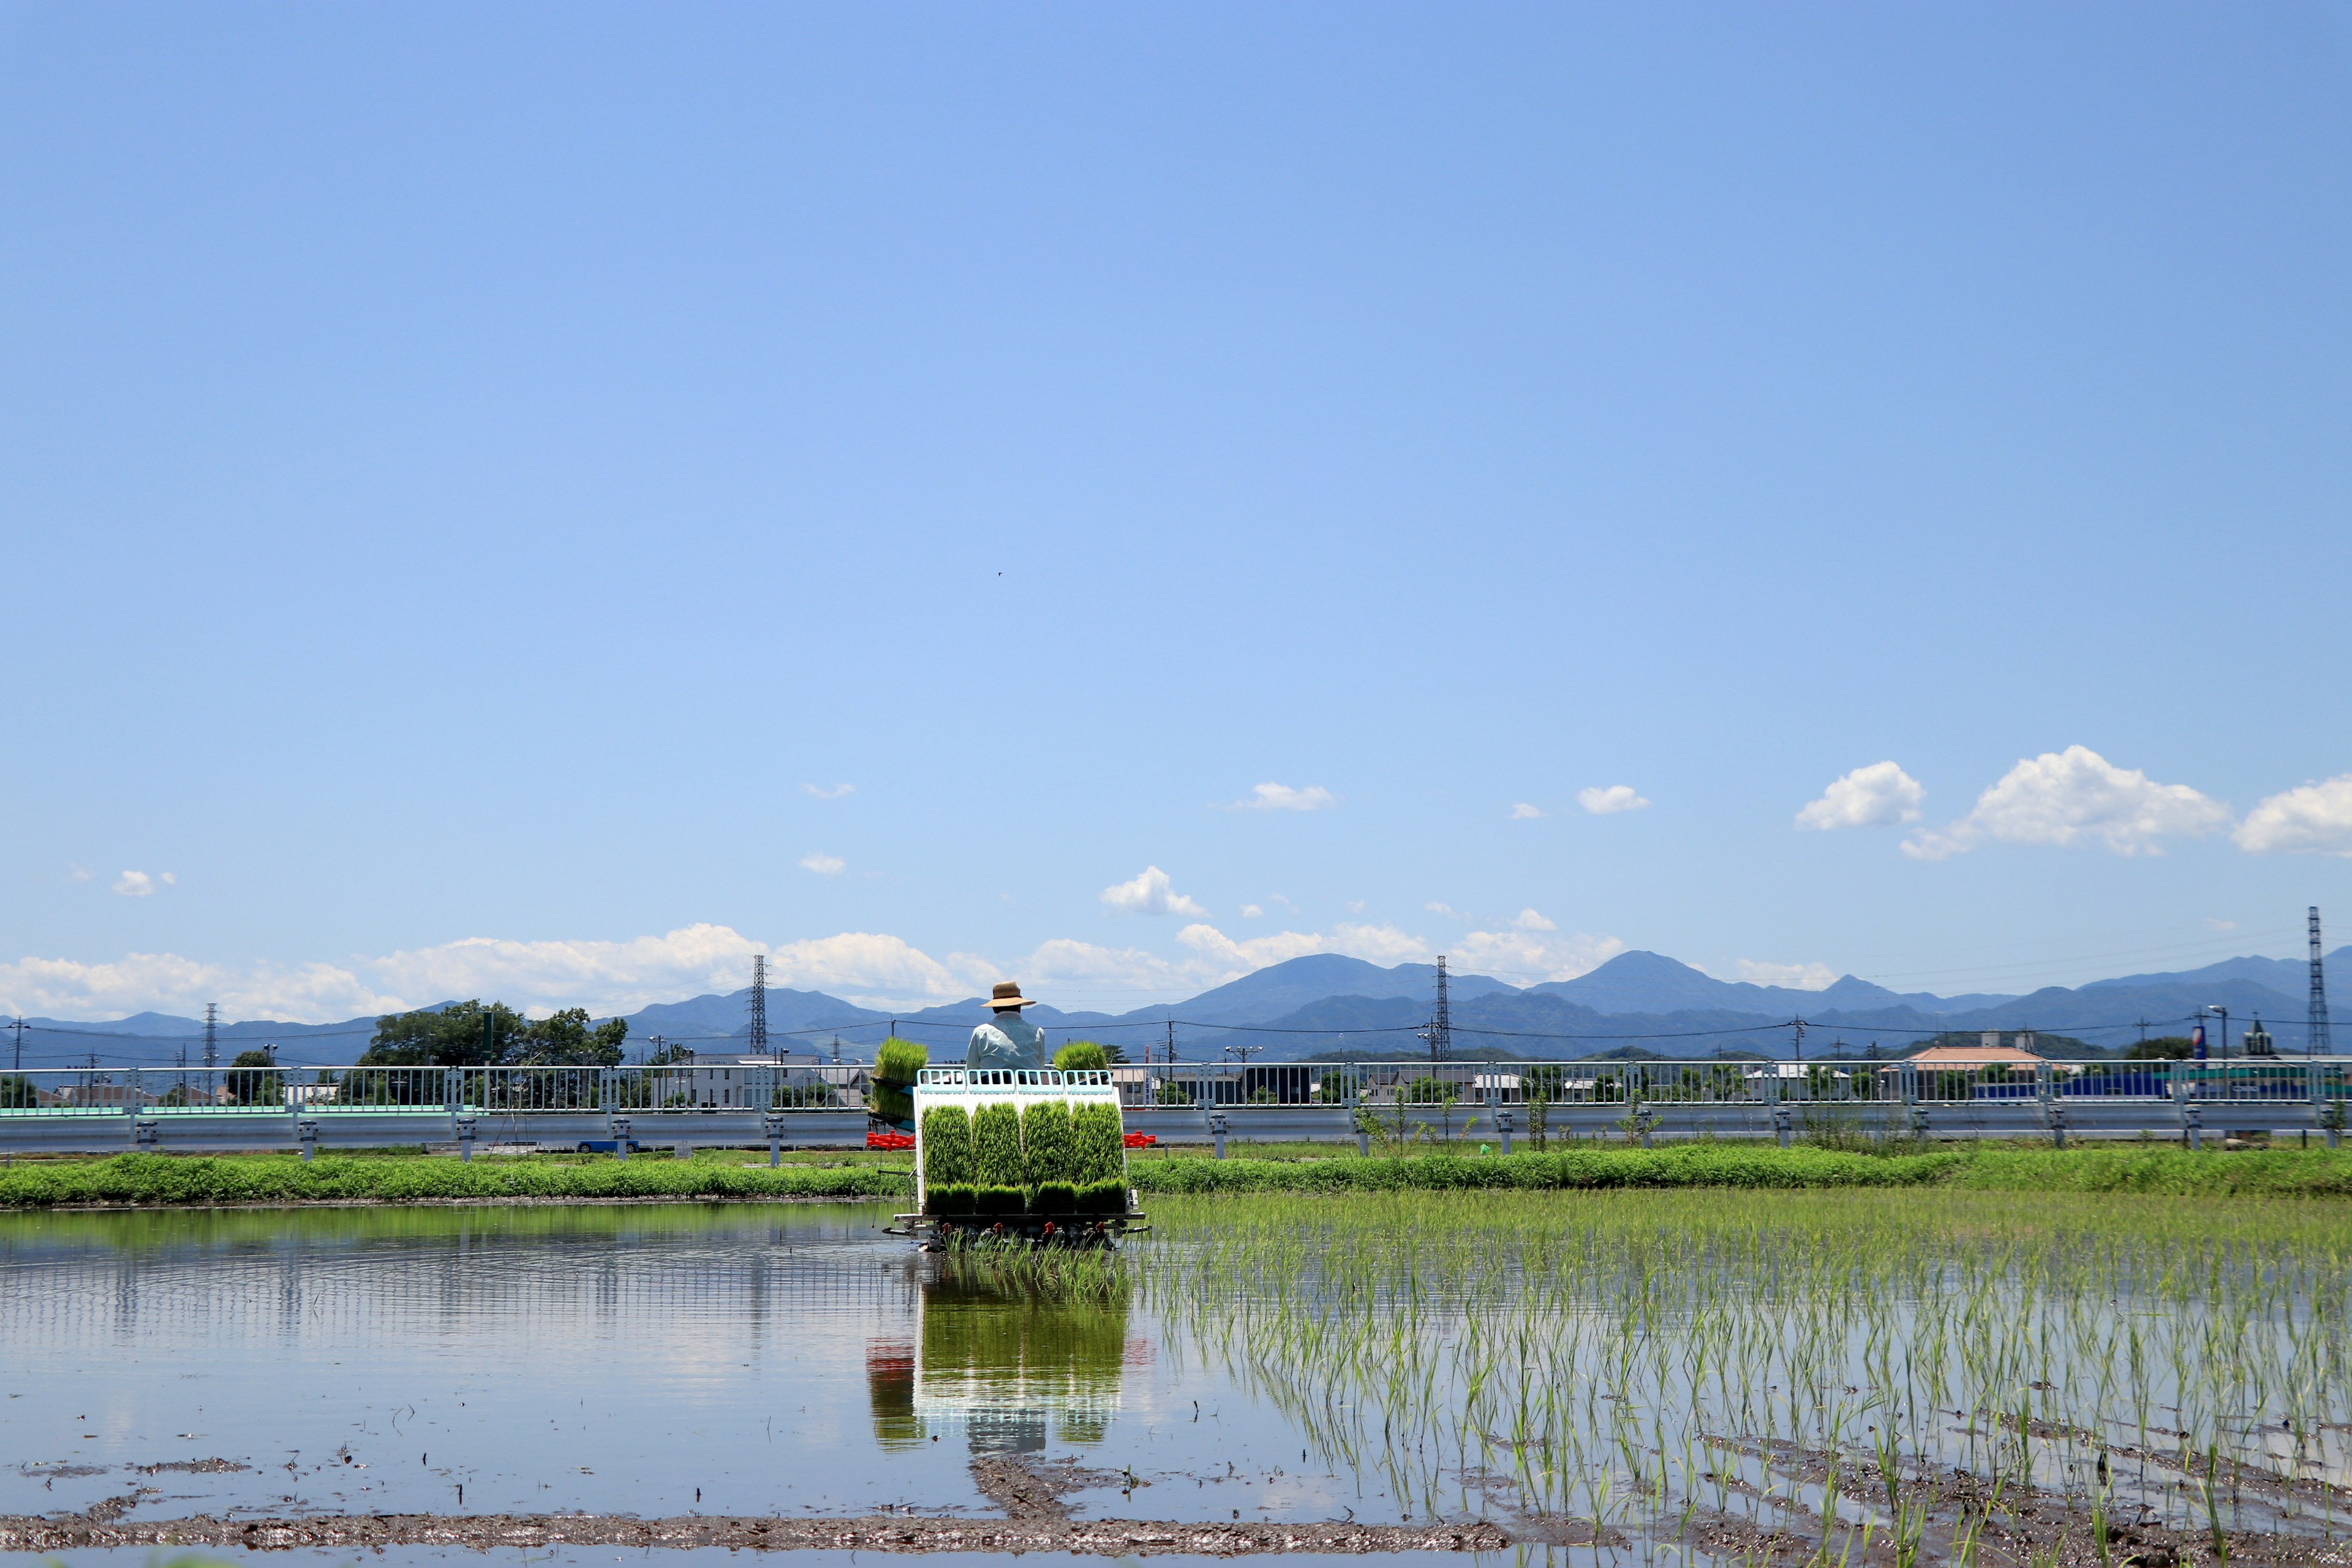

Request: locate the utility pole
(203, 1003), (219, 1069)
(2209, 1005), (2230, 1061)
(2312, 908), (2334, 1057)
(1165, 1019), (1175, 1068)
(748, 956), (769, 1058)
(1430, 956), (1452, 1065)
(7, 1016), (24, 1073)
(1792, 1017), (1807, 1061)
(2136, 1017), (2151, 1046)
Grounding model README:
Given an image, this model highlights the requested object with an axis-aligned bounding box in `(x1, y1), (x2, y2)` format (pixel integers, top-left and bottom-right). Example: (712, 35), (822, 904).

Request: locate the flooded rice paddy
(6, 1189), (2352, 1563)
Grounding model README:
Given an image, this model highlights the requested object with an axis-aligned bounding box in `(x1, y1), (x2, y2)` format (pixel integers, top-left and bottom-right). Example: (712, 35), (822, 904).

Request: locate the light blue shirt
(967, 1012), (1047, 1072)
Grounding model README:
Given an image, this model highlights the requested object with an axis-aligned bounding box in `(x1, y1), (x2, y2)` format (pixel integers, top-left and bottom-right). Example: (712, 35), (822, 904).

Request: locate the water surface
(1, 1204), (1351, 1529)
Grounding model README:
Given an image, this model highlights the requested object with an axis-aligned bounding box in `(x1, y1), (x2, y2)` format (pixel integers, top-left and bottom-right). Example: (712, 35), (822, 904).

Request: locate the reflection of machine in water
(867, 1257), (1135, 1455)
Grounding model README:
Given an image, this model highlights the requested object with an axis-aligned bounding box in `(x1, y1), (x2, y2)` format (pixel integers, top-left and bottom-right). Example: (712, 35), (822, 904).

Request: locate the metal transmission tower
(1428, 956), (1453, 1065)
(748, 955), (769, 1058)
(202, 1003), (219, 1069)
(2312, 908), (2334, 1057)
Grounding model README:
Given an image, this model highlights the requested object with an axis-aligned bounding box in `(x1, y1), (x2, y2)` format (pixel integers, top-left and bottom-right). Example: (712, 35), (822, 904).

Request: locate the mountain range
(12, 944), (2342, 1068)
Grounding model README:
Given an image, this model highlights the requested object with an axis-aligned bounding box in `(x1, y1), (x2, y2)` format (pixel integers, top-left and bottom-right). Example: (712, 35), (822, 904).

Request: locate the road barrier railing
(2, 1057), (2343, 1155)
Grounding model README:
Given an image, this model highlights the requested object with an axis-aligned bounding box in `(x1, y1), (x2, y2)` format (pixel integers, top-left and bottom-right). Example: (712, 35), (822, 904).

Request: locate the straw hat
(989, 981), (1039, 1011)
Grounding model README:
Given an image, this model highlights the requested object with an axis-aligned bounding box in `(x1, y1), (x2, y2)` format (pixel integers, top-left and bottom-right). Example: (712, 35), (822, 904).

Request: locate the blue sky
(4, 3), (2350, 1022)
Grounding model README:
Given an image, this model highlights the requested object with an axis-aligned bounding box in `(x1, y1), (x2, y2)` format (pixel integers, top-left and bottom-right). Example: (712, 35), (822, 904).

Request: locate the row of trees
(358, 1001), (630, 1068)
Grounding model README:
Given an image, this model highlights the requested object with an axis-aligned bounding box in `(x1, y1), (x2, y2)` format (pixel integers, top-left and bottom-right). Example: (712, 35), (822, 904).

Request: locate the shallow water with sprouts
(5, 1189), (2351, 1559)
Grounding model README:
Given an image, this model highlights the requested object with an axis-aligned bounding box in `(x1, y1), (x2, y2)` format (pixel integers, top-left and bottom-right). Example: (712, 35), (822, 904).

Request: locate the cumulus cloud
(1450, 927), (1626, 984)
(1426, 902), (1462, 919)
(1512, 908), (1558, 932)
(1226, 783), (1336, 812)
(802, 783), (854, 799)
(1732, 959), (1837, 990)
(1577, 785), (1649, 815)
(0, 904), (1640, 1026)
(1099, 865), (1208, 917)
(799, 852), (846, 876)
(1509, 802), (1544, 820)
(1902, 746), (2226, 860)
(1796, 762), (1925, 830)
(2233, 775), (2352, 856)
(1175, 920), (1418, 971)
(1240, 903), (1264, 919)
(112, 871), (157, 897)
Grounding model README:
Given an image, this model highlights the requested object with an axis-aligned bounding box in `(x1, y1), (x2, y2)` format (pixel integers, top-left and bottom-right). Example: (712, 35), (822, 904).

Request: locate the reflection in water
(869, 1256), (1134, 1456)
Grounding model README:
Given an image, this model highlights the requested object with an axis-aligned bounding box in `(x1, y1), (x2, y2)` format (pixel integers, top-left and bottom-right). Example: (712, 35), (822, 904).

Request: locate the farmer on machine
(967, 981), (1047, 1071)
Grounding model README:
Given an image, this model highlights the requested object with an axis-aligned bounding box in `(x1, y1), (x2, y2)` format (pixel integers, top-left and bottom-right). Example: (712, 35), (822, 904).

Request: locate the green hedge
(1125, 1145), (2352, 1198)
(1127, 1147), (1966, 1195)
(0, 1153), (908, 1208)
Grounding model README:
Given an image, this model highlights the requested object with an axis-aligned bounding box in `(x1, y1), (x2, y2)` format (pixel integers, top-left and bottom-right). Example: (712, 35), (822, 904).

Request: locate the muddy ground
(5, 1451), (2346, 1561)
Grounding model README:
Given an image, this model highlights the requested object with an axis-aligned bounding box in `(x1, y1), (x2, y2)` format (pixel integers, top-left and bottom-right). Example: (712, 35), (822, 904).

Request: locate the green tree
(358, 1001), (625, 1068)
(360, 1001), (529, 1067)
(2127, 1036), (2196, 1061)
(224, 1049), (283, 1107)
(507, 1007), (628, 1066)
(0, 1074), (36, 1109)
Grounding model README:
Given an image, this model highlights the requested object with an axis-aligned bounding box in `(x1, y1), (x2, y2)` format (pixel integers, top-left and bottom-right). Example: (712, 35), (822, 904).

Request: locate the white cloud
(2204, 918), (2239, 932)
(1099, 865), (1208, 917)
(1512, 908), (1558, 932)
(1345, 899), (1366, 914)
(68, 866), (92, 882)
(112, 871), (156, 897)
(802, 783), (854, 799)
(1731, 959), (1837, 990)
(1226, 782), (1336, 812)
(2233, 775), (2352, 857)
(1508, 802), (1544, 820)
(1796, 761), (1925, 830)
(1426, 902), (1461, 919)
(1577, 785), (1649, 815)
(0, 905), (1638, 1027)
(799, 852), (846, 876)
(1240, 903), (1264, 919)
(1450, 927), (1626, 984)
(1903, 746), (2226, 860)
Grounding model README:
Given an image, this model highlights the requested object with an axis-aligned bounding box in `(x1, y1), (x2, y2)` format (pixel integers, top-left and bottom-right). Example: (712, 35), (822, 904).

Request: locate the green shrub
(1071, 1101), (1125, 1185)
(0, 1152), (908, 1208)
(1079, 1178), (1128, 1214)
(921, 1104), (974, 1188)
(1033, 1180), (1078, 1215)
(925, 1182), (974, 1216)
(872, 1037), (928, 1125)
(1021, 1099), (1077, 1188)
(971, 1103), (1025, 1189)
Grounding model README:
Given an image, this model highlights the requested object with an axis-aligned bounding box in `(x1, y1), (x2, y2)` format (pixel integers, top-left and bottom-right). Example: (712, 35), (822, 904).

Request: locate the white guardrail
(0, 1058), (2342, 1156)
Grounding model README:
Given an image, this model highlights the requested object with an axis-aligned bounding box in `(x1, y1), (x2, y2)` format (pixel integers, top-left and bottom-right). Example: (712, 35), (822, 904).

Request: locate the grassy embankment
(7, 1140), (2352, 1206)
(0, 1151), (903, 1207)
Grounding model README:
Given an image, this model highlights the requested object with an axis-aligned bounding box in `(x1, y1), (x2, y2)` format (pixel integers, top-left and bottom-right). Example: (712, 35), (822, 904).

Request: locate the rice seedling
(1126, 1188), (2352, 1555)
